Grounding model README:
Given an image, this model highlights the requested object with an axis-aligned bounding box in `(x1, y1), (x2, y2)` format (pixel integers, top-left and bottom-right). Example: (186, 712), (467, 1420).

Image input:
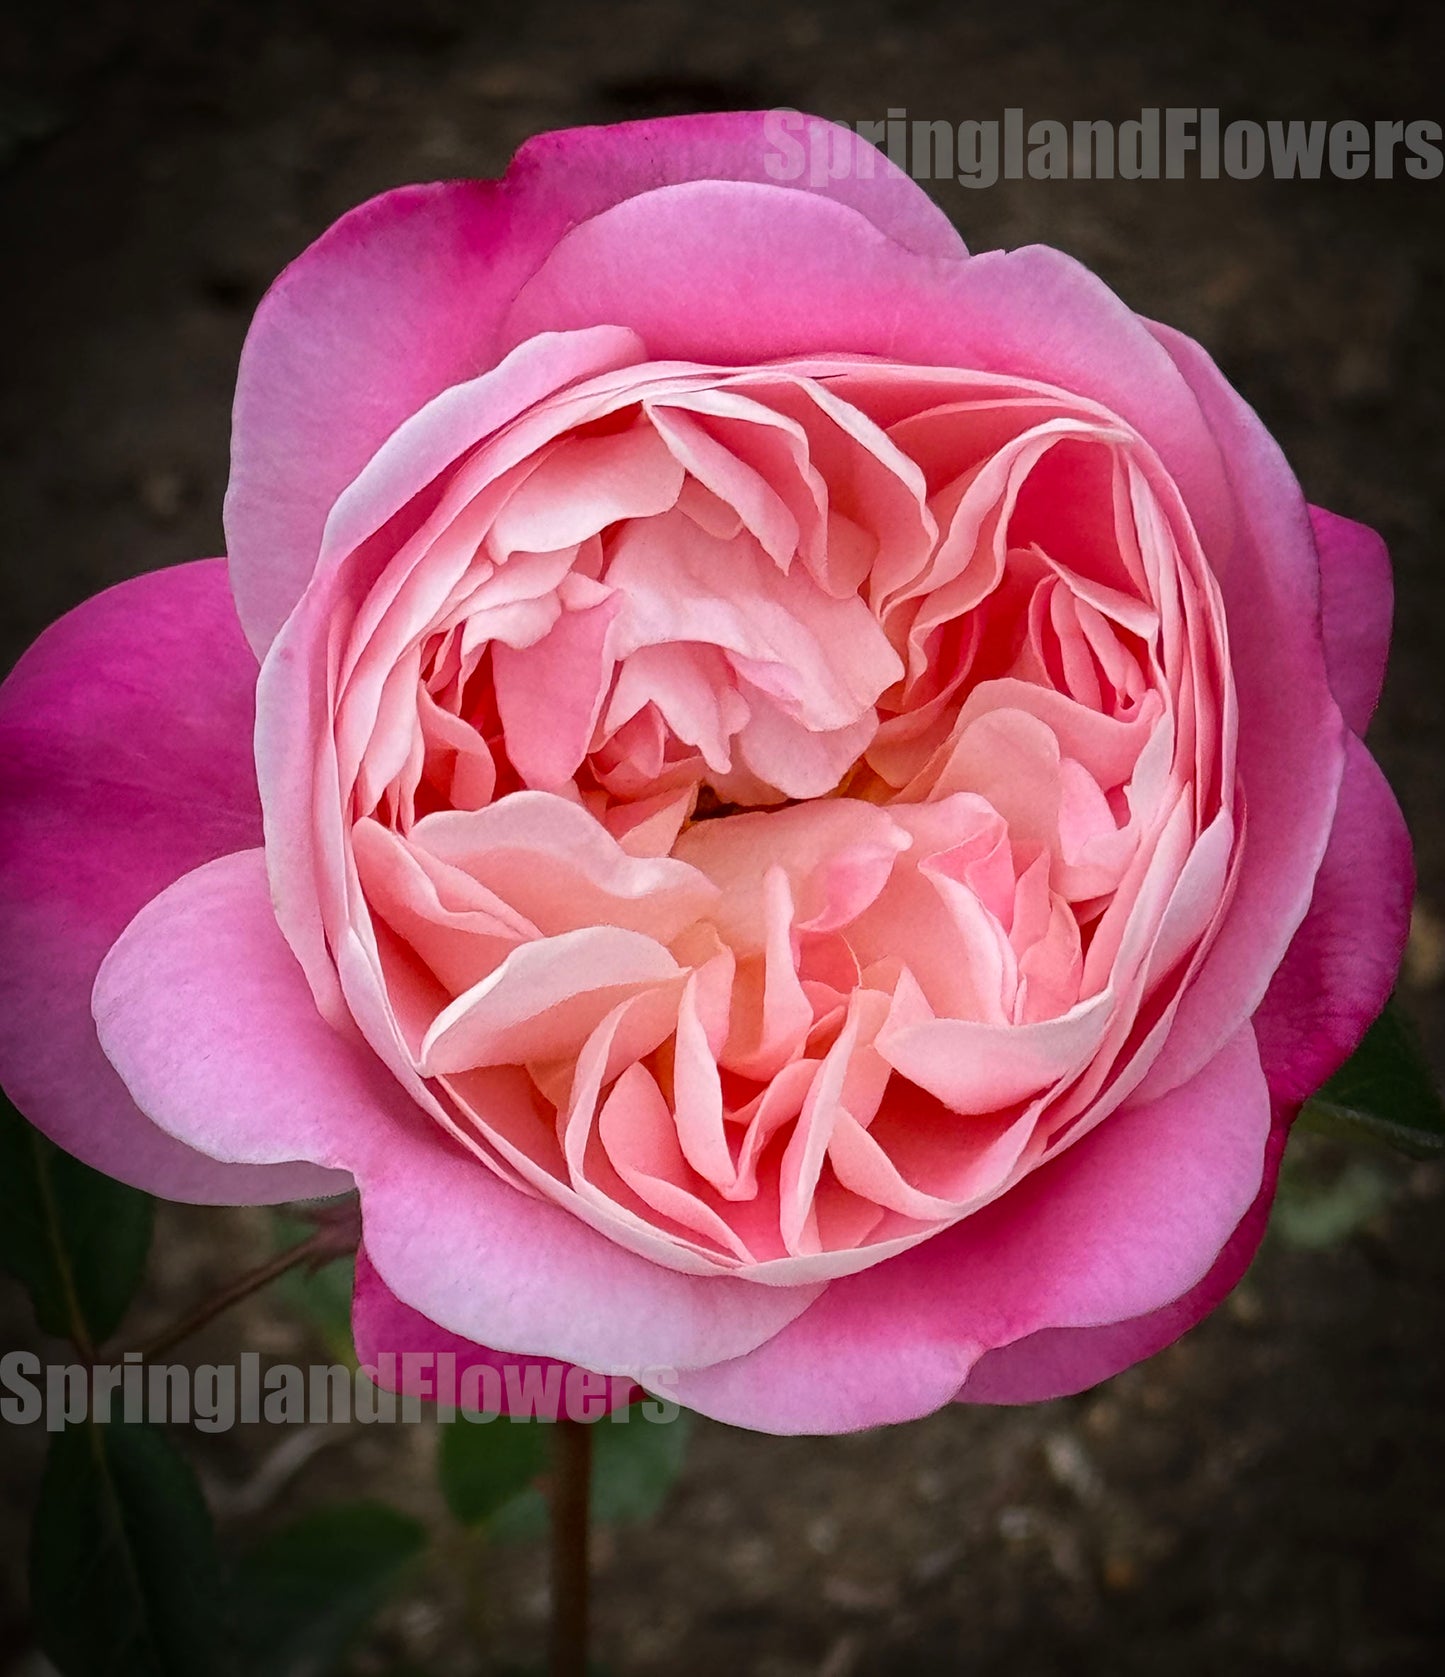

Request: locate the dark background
(1, 2), (1443, 1672)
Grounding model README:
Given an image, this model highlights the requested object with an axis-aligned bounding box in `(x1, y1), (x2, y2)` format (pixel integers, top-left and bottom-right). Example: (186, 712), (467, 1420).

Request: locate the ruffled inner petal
(261, 351), (1244, 1281)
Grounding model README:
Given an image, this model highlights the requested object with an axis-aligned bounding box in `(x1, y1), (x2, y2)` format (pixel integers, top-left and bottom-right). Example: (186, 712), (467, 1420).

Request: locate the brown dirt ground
(1, 2), (1443, 1672)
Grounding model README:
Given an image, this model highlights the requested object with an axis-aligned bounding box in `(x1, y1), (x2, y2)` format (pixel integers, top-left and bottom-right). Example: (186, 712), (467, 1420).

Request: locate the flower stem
(548, 1416), (592, 1677)
(124, 1202), (361, 1361)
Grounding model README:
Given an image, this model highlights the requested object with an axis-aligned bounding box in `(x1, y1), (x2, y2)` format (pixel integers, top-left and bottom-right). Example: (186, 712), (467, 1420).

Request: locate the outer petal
(92, 849), (819, 1374)
(670, 1027), (1270, 1432)
(1133, 320), (1347, 1099)
(505, 206), (1228, 526)
(1310, 504), (1393, 736)
(957, 1108), (1288, 1403)
(515, 111), (966, 262)
(1251, 734), (1414, 1108)
(226, 112), (963, 653)
(351, 1249), (637, 1418)
(0, 561), (341, 1203)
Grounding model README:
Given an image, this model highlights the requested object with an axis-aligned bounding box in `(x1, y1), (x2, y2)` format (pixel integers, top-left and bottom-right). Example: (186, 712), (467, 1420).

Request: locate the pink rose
(0, 112), (1411, 1432)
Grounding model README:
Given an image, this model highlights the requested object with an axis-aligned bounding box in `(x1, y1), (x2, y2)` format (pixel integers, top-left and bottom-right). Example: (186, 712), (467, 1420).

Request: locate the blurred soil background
(1, 1), (1443, 1672)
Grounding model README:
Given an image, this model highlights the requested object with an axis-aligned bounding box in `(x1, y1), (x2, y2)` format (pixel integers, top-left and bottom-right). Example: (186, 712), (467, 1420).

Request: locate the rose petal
(352, 1247), (638, 1418)
(957, 1105), (1289, 1403)
(228, 113), (961, 652)
(1310, 504), (1394, 737)
(1134, 320), (1347, 1098)
(0, 561), (343, 1203)
(92, 849), (819, 1373)
(1251, 734), (1414, 1108)
(670, 1026), (1269, 1431)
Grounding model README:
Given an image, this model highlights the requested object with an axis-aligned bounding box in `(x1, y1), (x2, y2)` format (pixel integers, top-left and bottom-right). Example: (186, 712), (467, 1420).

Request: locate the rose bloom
(0, 113), (1412, 1431)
